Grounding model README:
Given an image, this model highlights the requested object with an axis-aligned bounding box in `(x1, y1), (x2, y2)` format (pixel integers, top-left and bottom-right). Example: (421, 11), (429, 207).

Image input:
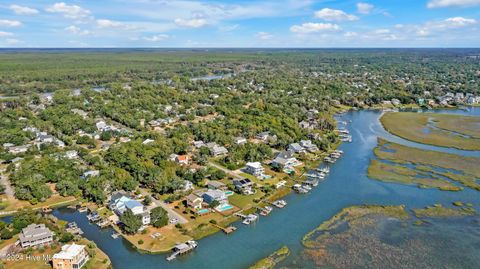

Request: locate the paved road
(208, 162), (243, 180)
(139, 189), (189, 224)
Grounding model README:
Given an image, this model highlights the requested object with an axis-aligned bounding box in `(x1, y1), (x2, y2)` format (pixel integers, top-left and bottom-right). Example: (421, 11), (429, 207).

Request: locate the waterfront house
(271, 151), (300, 168)
(207, 180), (227, 190)
(391, 99), (401, 106)
(110, 194), (150, 225)
(202, 190), (228, 205)
(19, 224), (54, 248)
(233, 178), (253, 194)
(186, 194), (203, 210)
(300, 140), (319, 152)
(288, 143), (305, 153)
(234, 137), (247, 145)
(52, 243), (89, 269)
(245, 162), (265, 177)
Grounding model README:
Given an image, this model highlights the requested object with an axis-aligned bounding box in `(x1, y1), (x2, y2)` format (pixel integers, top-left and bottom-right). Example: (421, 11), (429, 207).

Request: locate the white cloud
(218, 24), (239, 32)
(9, 5), (39, 15)
(427, 0), (480, 8)
(142, 34), (169, 42)
(256, 32), (273, 40)
(0, 31), (13, 37)
(444, 16), (477, 27)
(0, 20), (22, 27)
(363, 29), (400, 41)
(174, 18), (208, 28)
(344, 31), (358, 37)
(6, 38), (20, 45)
(96, 19), (136, 30)
(290, 23), (341, 34)
(315, 8), (358, 21)
(418, 16), (477, 34)
(46, 2), (91, 20)
(357, 3), (374, 14)
(65, 25), (91, 35)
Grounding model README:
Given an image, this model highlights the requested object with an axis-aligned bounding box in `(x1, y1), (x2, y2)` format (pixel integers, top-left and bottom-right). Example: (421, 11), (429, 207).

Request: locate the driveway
(139, 189), (188, 224)
(208, 162), (243, 180)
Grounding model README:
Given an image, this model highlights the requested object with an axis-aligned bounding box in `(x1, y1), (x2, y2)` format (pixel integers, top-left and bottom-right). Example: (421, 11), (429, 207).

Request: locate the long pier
(210, 223), (237, 234)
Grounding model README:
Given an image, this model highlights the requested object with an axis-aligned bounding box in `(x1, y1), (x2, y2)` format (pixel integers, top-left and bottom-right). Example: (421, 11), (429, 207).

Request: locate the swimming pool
(224, 191), (234, 196)
(216, 204), (234, 212)
(197, 209), (210, 214)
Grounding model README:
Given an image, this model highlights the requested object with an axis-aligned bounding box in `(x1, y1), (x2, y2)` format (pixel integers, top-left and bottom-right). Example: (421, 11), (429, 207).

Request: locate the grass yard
(113, 224), (192, 253)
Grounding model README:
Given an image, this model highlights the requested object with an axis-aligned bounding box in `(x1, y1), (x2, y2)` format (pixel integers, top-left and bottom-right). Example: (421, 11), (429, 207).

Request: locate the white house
(186, 194), (203, 210)
(202, 190), (228, 205)
(234, 137), (247, 145)
(245, 162), (265, 177)
(110, 194), (150, 225)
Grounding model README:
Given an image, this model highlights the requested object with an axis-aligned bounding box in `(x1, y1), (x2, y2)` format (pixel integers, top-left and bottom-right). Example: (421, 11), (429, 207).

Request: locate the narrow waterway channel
(45, 108), (480, 269)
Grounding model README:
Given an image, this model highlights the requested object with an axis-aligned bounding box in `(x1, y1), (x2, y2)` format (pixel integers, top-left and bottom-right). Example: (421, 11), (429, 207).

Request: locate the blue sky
(0, 0), (480, 47)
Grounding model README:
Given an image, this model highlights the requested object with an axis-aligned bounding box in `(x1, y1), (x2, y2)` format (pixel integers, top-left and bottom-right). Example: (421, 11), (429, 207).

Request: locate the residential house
(300, 140), (319, 152)
(175, 155), (189, 165)
(71, 109), (88, 119)
(65, 150), (78, 159)
(96, 121), (118, 132)
(8, 145), (31, 154)
(193, 141), (205, 148)
(142, 139), (155, 145)
(287, 143), (305, 153)
(391, 99), (401, 106)
(207, 180), (227, 190)
(81, 170), (100, 179)
(271, 151), (300, 168)
(182, 180), (194, 191)
(256, 131), (277, 143)
(202, 190), (228, 205)
(233, 178), (254, 194)
(234, 137), (247, 145)
(467, 96), (479, 105)
(52, 243), (89, 269)
(245, 162), (265, 177)
(19, 224), (54, 248)
(206, 142), (228, 156)
(186, 194), (203, 210)
(110, 194), (150, 226)
(169, 154), (178, 162)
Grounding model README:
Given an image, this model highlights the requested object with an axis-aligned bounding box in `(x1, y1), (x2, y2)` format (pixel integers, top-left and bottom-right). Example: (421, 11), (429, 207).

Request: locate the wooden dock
(211, 223), (237, 234)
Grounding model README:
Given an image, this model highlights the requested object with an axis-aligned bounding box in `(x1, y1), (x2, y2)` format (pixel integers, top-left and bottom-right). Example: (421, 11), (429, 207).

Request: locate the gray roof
(208, 180), (226, 188)
(275, 151), (294, 160)
(19, 224), (53, 244)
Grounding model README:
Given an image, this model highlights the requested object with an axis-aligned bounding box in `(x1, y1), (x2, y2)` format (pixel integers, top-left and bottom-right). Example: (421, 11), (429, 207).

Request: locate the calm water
(50, 108), (480, 269)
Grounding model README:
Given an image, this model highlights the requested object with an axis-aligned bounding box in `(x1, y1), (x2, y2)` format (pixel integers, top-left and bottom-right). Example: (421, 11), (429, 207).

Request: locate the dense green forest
(0, 49), (479, 205)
